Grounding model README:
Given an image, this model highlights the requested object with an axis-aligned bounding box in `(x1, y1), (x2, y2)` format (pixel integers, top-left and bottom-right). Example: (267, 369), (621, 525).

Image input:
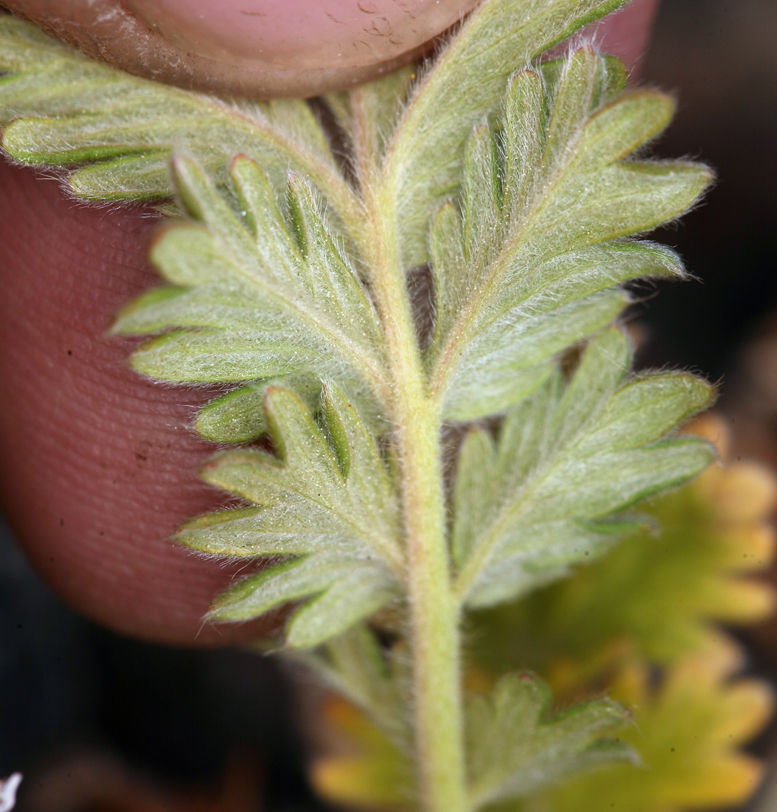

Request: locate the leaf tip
(229, 153), (252, 171)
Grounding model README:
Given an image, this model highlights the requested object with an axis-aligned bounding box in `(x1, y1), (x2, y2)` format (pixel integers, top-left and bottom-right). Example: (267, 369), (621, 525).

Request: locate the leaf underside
(0, 15), (365, 258)
(383, 0), (633, 269)
(482, 422), (777, 676)
(452, 327), (714, 609)
(466, 673), (634, 807)
(426, 47), (711, 421)
(112, 154), (389, 439)
(0, 3), (714, 647)
(0, 2), (731, 799)
(180, 383), (401, 649)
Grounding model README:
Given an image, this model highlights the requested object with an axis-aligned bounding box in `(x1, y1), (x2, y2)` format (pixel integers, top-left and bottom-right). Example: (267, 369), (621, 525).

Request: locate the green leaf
(195, 376), (321, 444)
(113, 155), (389, 431)
(453, 328), (715, 609)
(426, 47), (711, 420)
(0, 17), (363, 252)
(326, 65), (417, 182)
(548, 650), (773, 812)
(382, 0), (631, 268)
(212, 556), (397, 650)
(466, 427), (776, 812)
(488, 425), (777, 673)
(452, 429), (498, 568)
(466, 673), (634, 808)
(303, 627), (412, 751)
(180, 384), (401, 648)
(308, 627), (396, 719)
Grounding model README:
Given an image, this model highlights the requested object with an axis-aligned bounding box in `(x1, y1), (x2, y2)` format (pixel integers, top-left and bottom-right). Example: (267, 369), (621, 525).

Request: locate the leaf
(465, 417), (776, 812)
(483, 415), (777, 673)
(382, 0), (631, 268)
(425, 47), (711, 420)
(0, 16), (364, 251)
(466, 673), (634, 808)
(301, 626), (415, 760)
(195, 375), (321, 444)
(310, 672), (633, 812)
(305, 627), (405, 733)
(548, 646), (774, 812)
(214, 556), (397, 650)
(453, 328), (714, 609)
(180, 384), (402, 648)
(113, 155), (390, 433)
(310, 696), (415, 811)
(326, 65), (417, 183)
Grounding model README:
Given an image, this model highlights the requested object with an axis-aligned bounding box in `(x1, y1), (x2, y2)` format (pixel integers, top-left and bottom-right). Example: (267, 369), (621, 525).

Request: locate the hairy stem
(367, 187), (468, 812)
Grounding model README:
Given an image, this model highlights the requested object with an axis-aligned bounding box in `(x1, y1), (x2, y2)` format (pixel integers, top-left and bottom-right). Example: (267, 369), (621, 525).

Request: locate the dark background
(1, 0), (777, 809)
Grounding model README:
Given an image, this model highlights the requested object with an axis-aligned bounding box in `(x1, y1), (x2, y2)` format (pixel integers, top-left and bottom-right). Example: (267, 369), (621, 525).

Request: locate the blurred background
(1, 0), (776, 809)
(639, 3), (777, 806)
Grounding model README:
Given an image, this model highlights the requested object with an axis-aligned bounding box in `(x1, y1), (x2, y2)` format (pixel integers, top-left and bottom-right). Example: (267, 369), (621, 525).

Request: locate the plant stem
(401, 397), (467, 812)
(367, 188), (468, 812)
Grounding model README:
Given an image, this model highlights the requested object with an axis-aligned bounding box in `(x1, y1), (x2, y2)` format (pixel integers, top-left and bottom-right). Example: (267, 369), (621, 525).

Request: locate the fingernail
(125, 0), (481, 71)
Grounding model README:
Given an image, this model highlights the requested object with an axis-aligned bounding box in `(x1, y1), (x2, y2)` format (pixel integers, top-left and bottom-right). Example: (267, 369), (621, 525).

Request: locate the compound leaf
(453, 328), (714, 609)
(382, 0), (630, 268)
(113, 155), (389, 433)
(0, 16), (363, 252)
(492, 416), (777, 673)
(180, 384), (401, 648)
(426, 48), (711, 421)
(466, 673), (634, 808)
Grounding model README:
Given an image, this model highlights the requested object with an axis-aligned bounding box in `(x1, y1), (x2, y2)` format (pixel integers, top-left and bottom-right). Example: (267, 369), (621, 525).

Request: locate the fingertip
(0, 158), (271, 646)
(596, 0), (661, 74)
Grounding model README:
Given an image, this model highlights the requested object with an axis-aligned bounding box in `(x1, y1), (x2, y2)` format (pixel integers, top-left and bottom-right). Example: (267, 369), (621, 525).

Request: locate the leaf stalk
(366, 187), (468, 812)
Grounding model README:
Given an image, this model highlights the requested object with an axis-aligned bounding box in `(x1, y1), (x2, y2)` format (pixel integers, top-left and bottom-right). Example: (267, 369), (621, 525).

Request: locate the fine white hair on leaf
(451, 327), (714, 611)
(0, 0), (726, 798)
(423, 44), (711, 423)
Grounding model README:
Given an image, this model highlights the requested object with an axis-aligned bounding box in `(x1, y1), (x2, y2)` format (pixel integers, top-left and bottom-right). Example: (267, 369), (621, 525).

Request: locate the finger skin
(1, 0), (657, 97)
(0, 161), (269, 645)
(0, 0), (480, 97)
(0, 0), (659, 646)
(592, 0), (660, 71)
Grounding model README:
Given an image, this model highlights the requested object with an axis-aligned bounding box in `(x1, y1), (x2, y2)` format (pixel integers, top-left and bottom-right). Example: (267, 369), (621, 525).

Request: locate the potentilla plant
(0, 1), (769, 809)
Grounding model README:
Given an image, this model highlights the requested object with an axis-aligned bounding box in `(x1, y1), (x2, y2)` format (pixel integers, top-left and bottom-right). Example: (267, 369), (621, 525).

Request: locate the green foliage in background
(1, 1), (769, 809)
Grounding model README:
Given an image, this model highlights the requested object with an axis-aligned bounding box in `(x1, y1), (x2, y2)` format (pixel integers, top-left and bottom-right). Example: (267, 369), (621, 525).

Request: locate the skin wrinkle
(0, 0), (659, 646)
(0, 161), (269, 644)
